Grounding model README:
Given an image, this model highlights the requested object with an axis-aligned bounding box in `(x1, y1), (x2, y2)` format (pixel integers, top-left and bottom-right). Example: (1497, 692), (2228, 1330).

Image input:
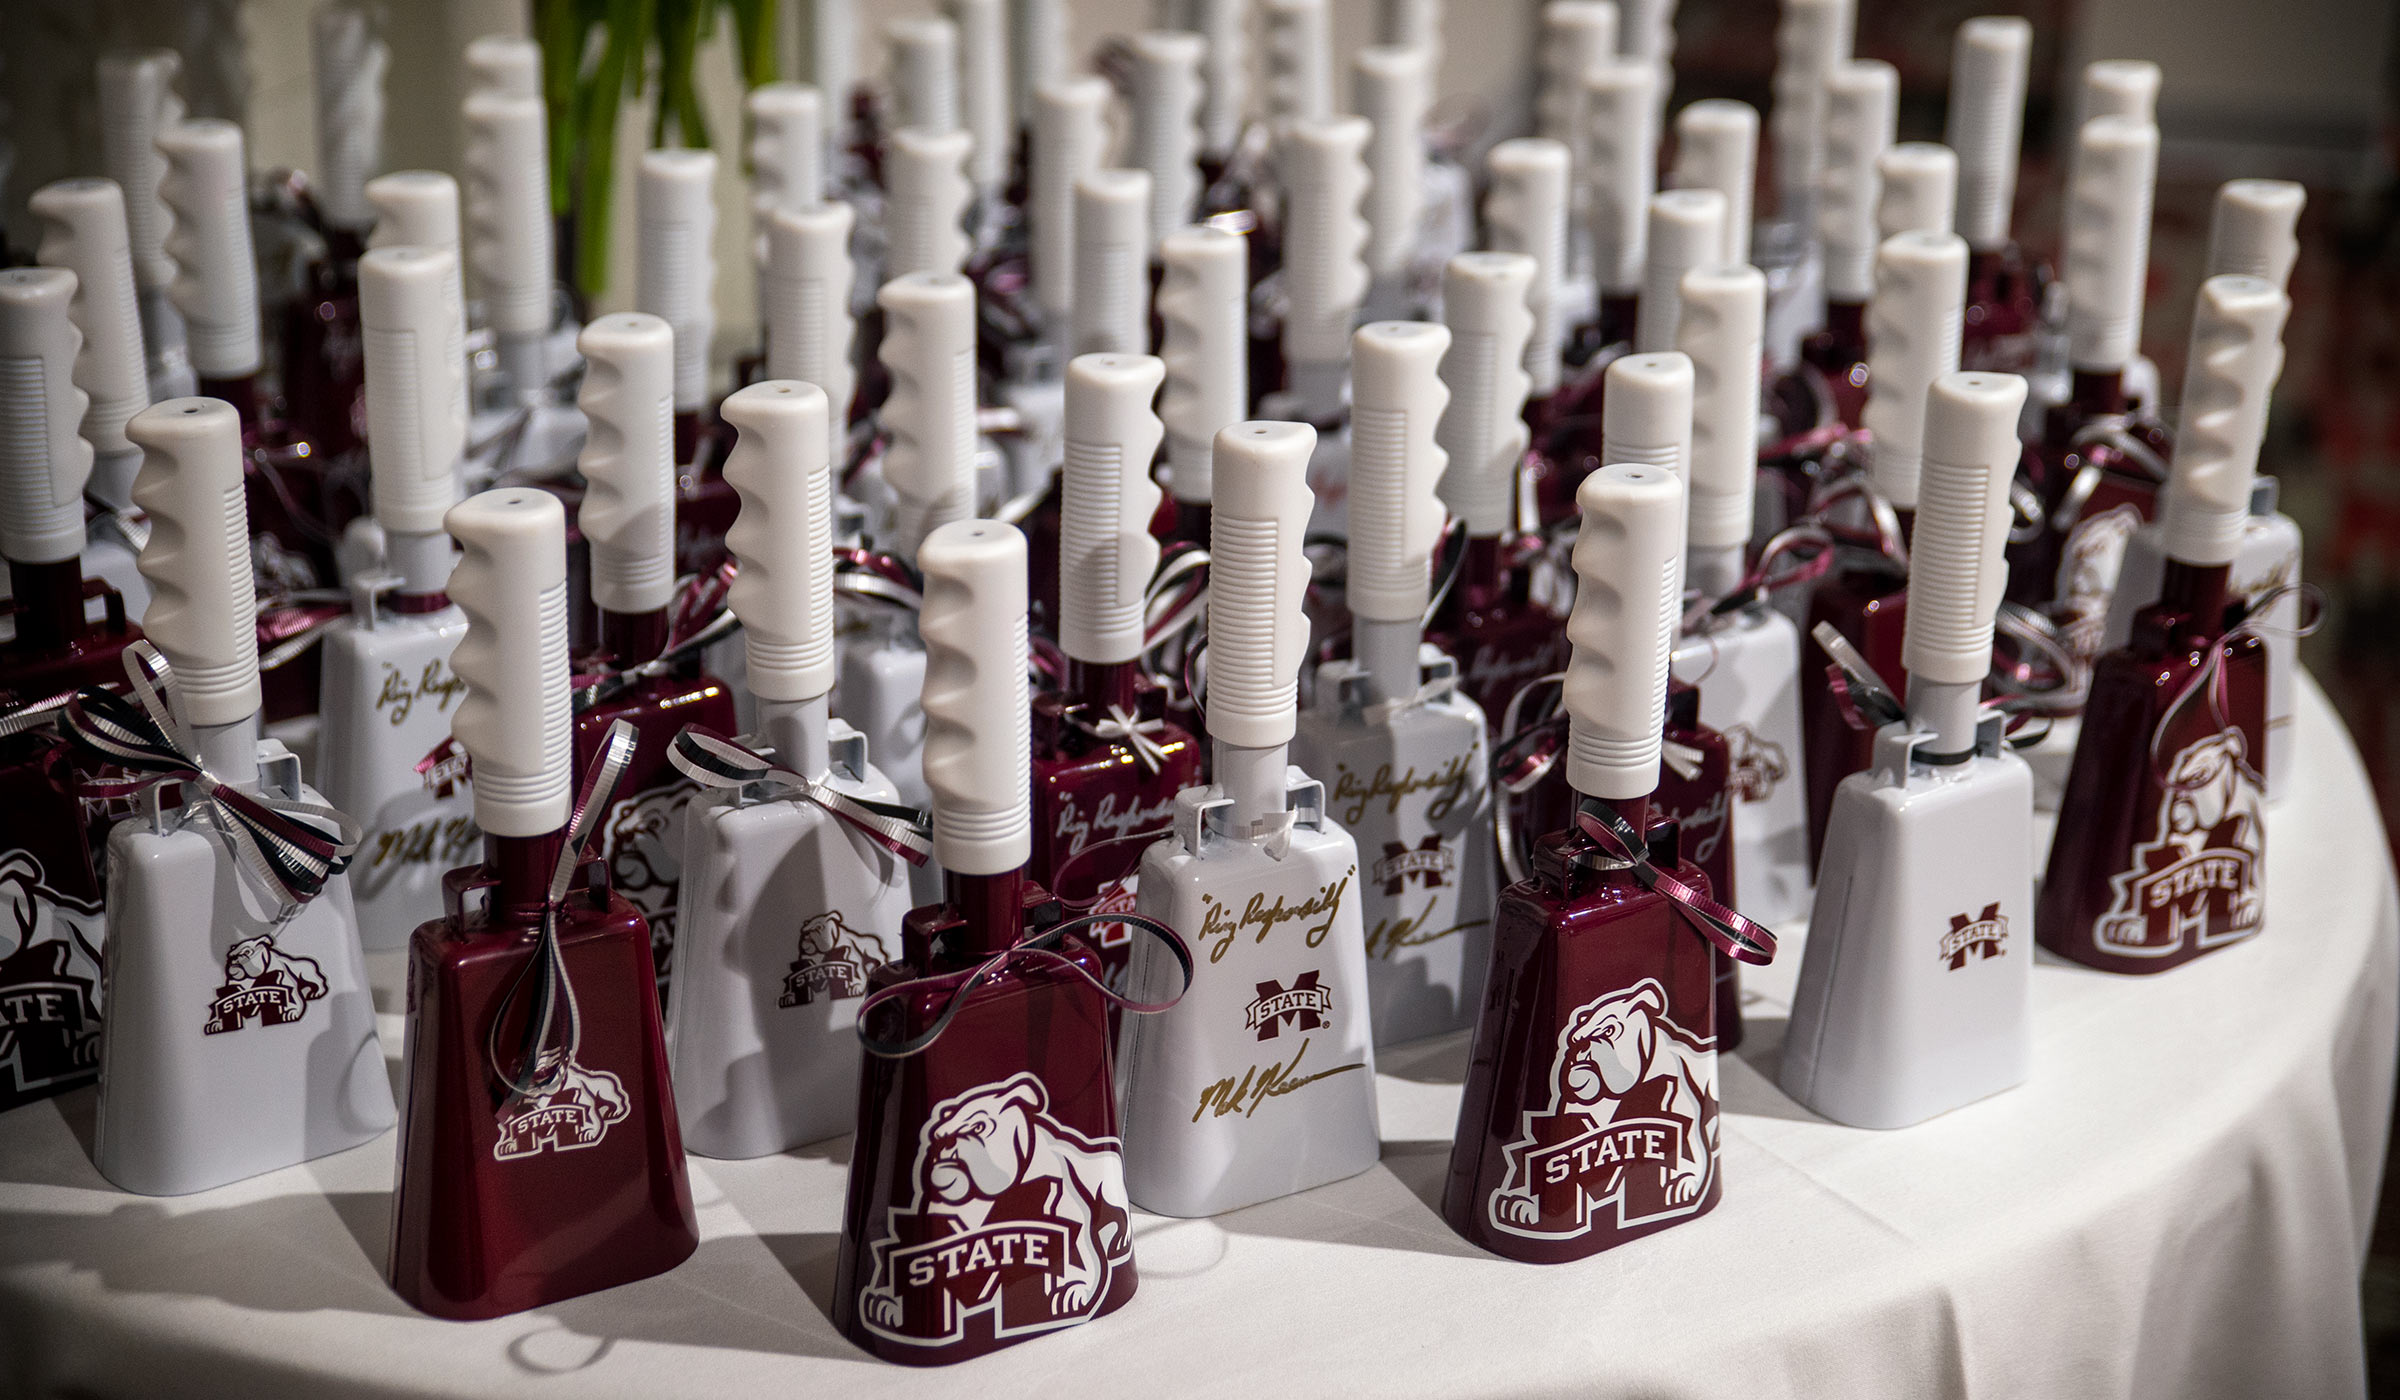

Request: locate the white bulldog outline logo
(2097, 727), (2264, 957)
(1488, 979), (1719, 1240)
(492, 1050), (633, 1160)
(859, 1073), (1133, 1347)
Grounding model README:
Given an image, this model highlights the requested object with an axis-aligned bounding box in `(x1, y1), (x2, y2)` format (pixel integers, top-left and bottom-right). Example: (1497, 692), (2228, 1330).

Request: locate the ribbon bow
(63, 640), (361, 912)
(486, 719), (640, 1100)
(666, 727), (934, 866)
(574, 566), (743, 709)
(856, 909), (1195, 1059)
(1572, 802), (1778, 966)
(1069, 704), (1175, 775)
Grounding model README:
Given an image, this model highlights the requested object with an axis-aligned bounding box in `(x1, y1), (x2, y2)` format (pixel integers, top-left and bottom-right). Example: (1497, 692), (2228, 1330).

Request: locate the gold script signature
(1190, 1037), (1366, 1121)
(1196, 871), (1354, 964)
(1329, 754), (1472, 825)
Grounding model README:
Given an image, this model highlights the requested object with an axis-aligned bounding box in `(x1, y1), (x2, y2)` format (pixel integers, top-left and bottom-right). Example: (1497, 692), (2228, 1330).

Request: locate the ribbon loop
(667, 726), (934, 865)
(1573, 801), (1779, 966)
(1066, 704), (1174, 776)
(857, 910), (1195, 1059)
(1812, 621), (1906, 733)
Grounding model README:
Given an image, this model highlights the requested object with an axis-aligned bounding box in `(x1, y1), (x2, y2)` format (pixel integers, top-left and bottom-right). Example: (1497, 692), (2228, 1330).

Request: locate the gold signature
(1196, 871), (1354, 964)
(366, 815), (479, 869)
(1190, 1037), (1366, 1121)
(1364, 898), (1488, 960)
(1329, 754), (1472, 825)
(376, 661), (469, 727)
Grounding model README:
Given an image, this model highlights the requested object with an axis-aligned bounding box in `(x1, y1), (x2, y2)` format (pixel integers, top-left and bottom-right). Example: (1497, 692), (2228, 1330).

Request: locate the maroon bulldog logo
(1488, 979), (1718, 1240)
(2096, 729), (2264, 958)
(0, 852), (104, 1097)
(858, 1074), (1132, 1347)
(204, 935), (328, 1034)
(492, 1052), (632, 1160)
(1941, 904), (2008, 969)
(779, 911), (886, 1007)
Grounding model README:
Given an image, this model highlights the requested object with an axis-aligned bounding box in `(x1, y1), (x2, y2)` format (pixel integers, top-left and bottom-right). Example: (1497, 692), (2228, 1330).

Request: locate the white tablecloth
(4, 675), (2394, 1400)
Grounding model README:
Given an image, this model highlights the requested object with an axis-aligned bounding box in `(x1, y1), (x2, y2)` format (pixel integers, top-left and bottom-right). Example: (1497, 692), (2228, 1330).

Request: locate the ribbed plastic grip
(1264, 0), (1333, 129)
(366, 170), (461, 251)
(1621, 0), (1677, 68)
(1944, 16), (2031, 251)
(461, 92), (554, 339)
(157, 119), (260, 379)
(1073, 169), (1153, 357)
(917, 519), (1033, 875)
(1378, 0), (1443, 51)
(1031, 77), (1110, 323)
(1673, 100), (1757, 268)
(761, 201), (856, 471)
(1820, 60), (1898, 303)
(887, 17), (960, 134)
(2207, 180), (2304, 291)
(445, 487), (572, 837)
(1601, 351), (1694, 484)
(877, 272), (980, 557)
(96, 50), (183, 295)
(1060, 353), (1166, 664)
(1636, 189), (1725, 354)
(1904, 371), (2026, 686)
(463, 35), (541, 99)
(1158, 225), (1249, 505)
(1207, 421), (1316, 748)
(1877, 142), (1956, 240)
(1357, 46), (1431, 284)
(802, 0), (857, 142)
(310, 2), (387, 233)
(885, 126), (974, 279)
(1194, 0), (1248, 157)
(1564, 463), (1684, 800)
(1863, 230), (1968, 509)
(575, 313), (677, 617)
(0, 269), (94, 566)
(748, 83), (825, 220)
(1348, 322), (1451, 624)
(722, 380), (838, 703)
(2162, 275), (2289, 569)
(1279, 116), (1373, 372)
(1584, 58), (1659, 297)
(360, 247), (467, 536)
(2080, 59), (2160, 126)
(1538, 2), (1617, 215)
(1485, 136), (1570, 396)
(947, 0), (1009, 188)
(2063, 116), (2158, 373)
(129, 398), (259, 727)
(636, 149), (719, 413)
(1678, 264), (1764, 551)
(1011, 0), (1063, 127)
(1131, 31), (1206, 247)
(1434, 252), (1535, 538)
(30, 180), (148, 458)
(1771, 0), (1852, 215)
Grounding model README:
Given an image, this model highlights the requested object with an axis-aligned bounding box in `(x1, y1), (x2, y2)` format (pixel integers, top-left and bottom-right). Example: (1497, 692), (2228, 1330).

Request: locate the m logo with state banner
(2096, 729), (2264, 958)
(1245, 971), (1333, 1040)
(1941, 904), (2008, 969)
(1374, 835), (1453, 896)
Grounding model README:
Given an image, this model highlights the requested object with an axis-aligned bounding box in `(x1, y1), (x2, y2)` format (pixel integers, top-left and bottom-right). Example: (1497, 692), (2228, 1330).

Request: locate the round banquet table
(3, 676), (2394, 1400)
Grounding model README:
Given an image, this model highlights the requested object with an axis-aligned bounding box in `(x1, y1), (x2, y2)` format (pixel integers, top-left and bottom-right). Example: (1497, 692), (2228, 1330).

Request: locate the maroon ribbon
(1572, 802), (1778, 966)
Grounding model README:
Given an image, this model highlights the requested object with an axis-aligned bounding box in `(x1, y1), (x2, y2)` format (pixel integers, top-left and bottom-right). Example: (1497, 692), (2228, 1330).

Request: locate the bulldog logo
(859, 1073), (1132, 1347)
(1488, 979), (1718, 1240)
(1374, 835), (1453, 896)
(1724, 724), (1789, 803)
(203, 935), (328, 1034)
(2096, 728), (2264, 957)
(492, 1051), (632, 1160)
(2057, 503), (2142, 663)
(0, 852), (105, 1100)
(1941, 903), (2008, 969)
(779, 910), (887, 1007)
(604, 785), (696, 988)
(1245, 971), (1333, 1040)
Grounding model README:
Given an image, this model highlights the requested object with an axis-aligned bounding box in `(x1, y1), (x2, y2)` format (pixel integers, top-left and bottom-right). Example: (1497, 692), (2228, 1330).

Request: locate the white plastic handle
(1011, 0), (1064, 128)
(917, 519), (1033, 875)
(360, 246), (468, 537)
(1347, 321), (1451, 624)
(1673, 99), (1757, 268)
(2207, 179), (2305, 292)
(0, 269), (94, 566)
(1601, 351), (1694, 483)
(1635, 188), (1725, 354)
(2079, 59), (2160, 126)
(884, 125), (974, 279)
(463, 34), (541, 99)
(1263, 0), (1333, 131)
(575, 313), (678, 617)
(1279, 116), (1373, 376)
(2063, 116), (2159, 374)
(636, 149), (719, 413)
(1863, 230), (1969, 510)
(1073, 169), (1153, 357)
(461, 91), (554, 340)
(1621, 0), (1678, 67)
(445, 487), (573, 837)
(1158, 224), (1250, 505)
(761, 200), (857, 471)
(129, 398), (260, 727)
(1537, 1), (1618, 153)
(1877, 141), (1957, 241)
(1378, 0), (1444, 51)
(1435, 251), (1535, 538)
(157, 119), (261, 379)
(311, 1), (387, 233)
(1584, 57), (1659, 297)
(366, 170), (462, 252)
(96, 50), (184, 295)
(1905, 370), (2027, 686)
(946, 0), (1009, 189)
(1194, 0), (1249, 158)
(1131, 30), (1207, 247)
(802, 0), (858, 141)
(1564, 463), (1684, 800)
(1678, 264), (1764, 551)
(877, 272), (980, 557)
(1060, 353), (1167, 665)
(2162, 275), (2289, 569)
(1485, 136), (1570, 395)
(1357, 45), (1432, 285)
(1771, 0), (1853, 215)
(722, 380), (838, 704)
(1820, 60), (1898, 304)
(887, 16), (960, 134)
(1206, 421), (1317, 748)
(748, 82), (826, 221)
(1031, 77), (1111, 324)
(1944, 15), (2032, 252)
(30, 179), (149, 458)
